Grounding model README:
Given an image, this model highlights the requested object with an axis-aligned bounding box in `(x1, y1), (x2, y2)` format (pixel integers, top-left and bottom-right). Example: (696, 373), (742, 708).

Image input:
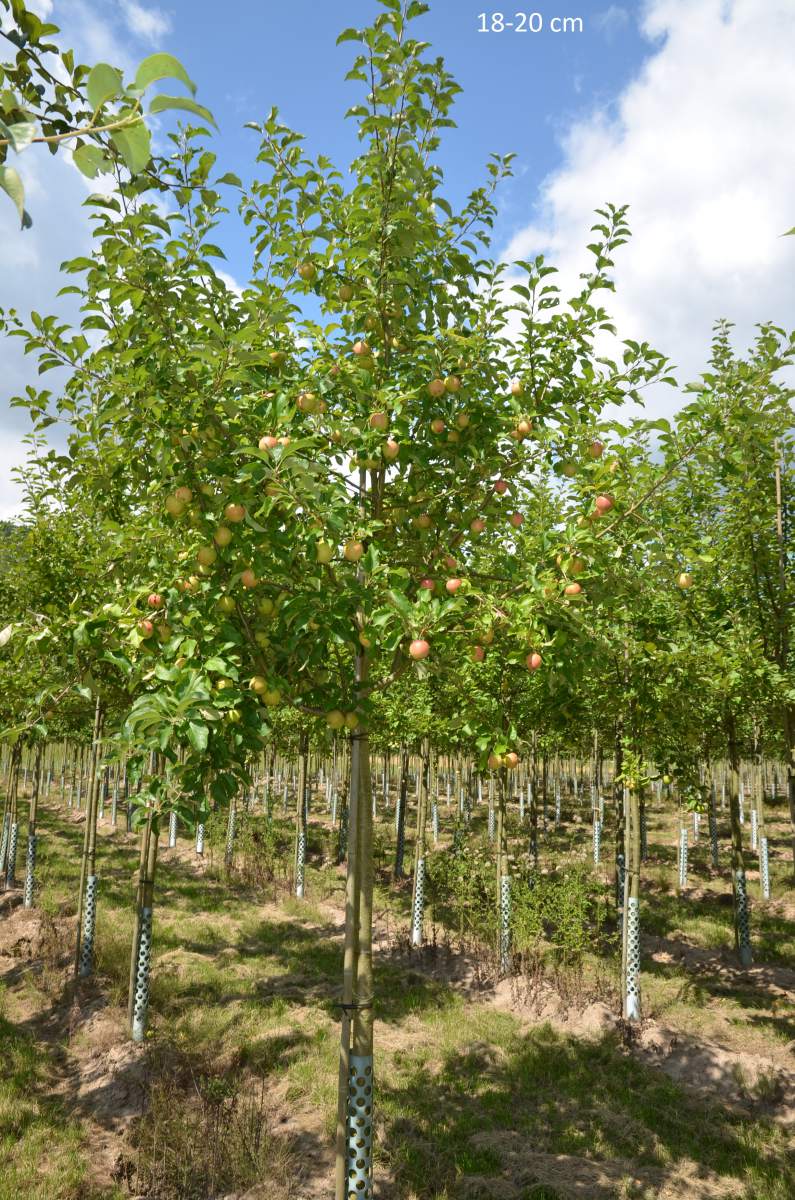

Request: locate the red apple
(443, 555), (457, 570)
(224, 503), (246, 523)
(594, 494), (614, 514)
(409, 638), (430, 660)
(430, 418), (445, 434)
(384, 439), (400, 460)
(369, 411), (389, 432)
(352, 340), (371, 357)
(241, 569), (258, 589)
(446, 578), (462, 594)
(526, 652), (542, 671)
(494, 479), (508, 495)
(420, 578), (436, 591)
(472, 644), (485, 662)
(138, 619), (154, 637)
(259, 435), (279, 451)
(147, 593), (164, 609)
(589, 440), (604, 459)
(427, 379), (446, 398)
(470, 517), (486, 534)
(509, 512), (524, 528)
(564, 581), (582, 596)
(344, 540), (364, 562)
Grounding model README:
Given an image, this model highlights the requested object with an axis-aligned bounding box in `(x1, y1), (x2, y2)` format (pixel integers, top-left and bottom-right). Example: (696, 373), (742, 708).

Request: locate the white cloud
(119, 0), (171, 43)
(503, 0), (795, 414)
(595, 5), (631, 37)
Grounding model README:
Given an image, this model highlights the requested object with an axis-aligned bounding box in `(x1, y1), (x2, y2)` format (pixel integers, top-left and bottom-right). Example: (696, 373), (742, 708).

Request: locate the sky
(1, 0), (794, 517)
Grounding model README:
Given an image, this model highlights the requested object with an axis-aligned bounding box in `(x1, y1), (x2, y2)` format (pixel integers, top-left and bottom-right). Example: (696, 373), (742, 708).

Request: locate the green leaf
(86, 63), (123, 110)
(1, 118), (37, 152)
(110, 119), (151, 174)
(134, 52), (196, 96)
(187, 720), (209, 752)
(0, 164), (30, 228)
(148, 94), (216, 127)
(72, 143), (111, 179)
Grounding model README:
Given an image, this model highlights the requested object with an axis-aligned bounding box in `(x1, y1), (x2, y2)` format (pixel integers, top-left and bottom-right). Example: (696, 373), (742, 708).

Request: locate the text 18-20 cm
(477, 13), (584, 33)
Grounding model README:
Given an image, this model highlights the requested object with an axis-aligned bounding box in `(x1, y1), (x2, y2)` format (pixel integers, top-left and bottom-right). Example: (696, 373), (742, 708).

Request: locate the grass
(0, 789), (793, 1198)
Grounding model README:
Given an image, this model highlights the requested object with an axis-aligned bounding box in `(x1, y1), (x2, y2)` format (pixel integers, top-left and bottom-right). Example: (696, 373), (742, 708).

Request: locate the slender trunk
(23, 744), (43, 908)
(727, 716), (752, 965)
(394, 742), (408, 879)
(410, 740), (429, 947)
(622, 785), (642, 1020)
(496, 766), (511, 973)
(74, 699), (103, 977)
(294, 732), (309, 898)
(131, 808), (159, 1042)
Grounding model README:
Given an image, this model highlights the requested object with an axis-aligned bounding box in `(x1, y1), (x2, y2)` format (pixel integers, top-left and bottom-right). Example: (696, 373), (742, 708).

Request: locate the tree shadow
(378, 1023), (791, 1199)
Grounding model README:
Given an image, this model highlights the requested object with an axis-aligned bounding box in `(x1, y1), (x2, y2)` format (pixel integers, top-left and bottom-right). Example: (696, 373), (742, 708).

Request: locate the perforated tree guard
(593, 817), (601, 866)
(345, 1054), (373, 1199)
(5, 821), (18, 887)
(225, 805), (237, 865)
(734, 868), (752, 966)
(296, 831), (306, 899)
(499, 874), (511, 975)
(554, 787), (561, 826)
(693, 811), (700, 843)
(625, 896), (641, 1020)
(111, 787), (118, 827)
(195, 823), (205, 855)
(168, 811), (177, 848)
(432, 802), (439, 845)
(487, 805), (495, 841)
(411, 856), (425, 947)
(78, 874), (98, 977)
(678, 826), (688, 889)
(131, 906), (153, 1043)
(0, 813), (9, 876)
(23, 834), (37, 908)
(709, 807), (719, 867)
(759, 837), (771, 902)
(750, 807), (758, 852)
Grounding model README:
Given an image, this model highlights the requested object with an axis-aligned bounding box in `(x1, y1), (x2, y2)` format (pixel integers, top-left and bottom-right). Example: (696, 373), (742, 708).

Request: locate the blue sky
(2, 0), (794, 516)
(154, 0), (648, 274)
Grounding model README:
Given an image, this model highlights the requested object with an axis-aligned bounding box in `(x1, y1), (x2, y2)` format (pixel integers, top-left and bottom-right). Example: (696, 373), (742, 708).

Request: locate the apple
(594, 494), (614, 514)
(564, 582), (582, 596)
(352, 340), (371, 357)
(147, 593), (164, 609)
(165, 495), (185, 517)
(443, 555), (457, 570)
(138, 619), (154, 637)
(589, 440), (604, 459)
(338, 283), (354, 303)
(316, 541), (334, 564)
(259, 435), (280, 451)
(409, 638), (430, 660)
(369, 411), (389, 432)
(255, 632), (269, 648)
(562, 462), (577, 478)
(326, 709), (345, 730)
(250, 675), (268, 694)
(494, 479), (508, 495)
(470, 517), (486, 534)
(430, 418), (445, 434)
(419, 578), (435, 591)
(217, 596), (236, 614)
(196, 546), (217, 567)
(487, 752), (502, 770)
(226, 710), (242, 724)
(258, 597), (275, 617)
(344, 712), (359, 730)
(504, 752), (519, 769)
(297, 391), (319, 414)
(472, 644), (485, 662)
(174, 486), (193, 504)
(415, 513), (433, 530)
(447, 430), (460, 444)
(297, 262), (316, 281)
(269, 351), (286, 367)
(344, 540), (365, 562)
(214, 526), (233, 548)
(278, 436), (291, 447)
(509, 512), (524, 528)
(568, 557), (585, 575)
(383, 439), (400, 460)
(510, 379), (524, 397)
(224, 503), (246, 523)
(427, 378), (446, 398)
(241, 569), (258, 589)
(662, 774), (672, 785)
(677, 572), (694, 589)
(527, 652), (542, 670)
(456, 413), (470, 429)
(445, 375), (461, 393)
(263, 687), (281, 707)
(446, 578), (462, 594)
(517, 419), (532, 437)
